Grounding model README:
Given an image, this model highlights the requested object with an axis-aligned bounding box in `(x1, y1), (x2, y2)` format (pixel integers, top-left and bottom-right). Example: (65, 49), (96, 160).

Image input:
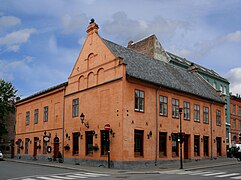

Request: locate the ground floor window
(159, 132), (167, 157)
(86, 131), (94, 156)
(134, 130), (144, 157)
(194, 135), (200, 156)
(203, 136), (209, 156)
(73, 132), (79, 155)
(172, 133), (178, 157)
(101, 130), (109, 156)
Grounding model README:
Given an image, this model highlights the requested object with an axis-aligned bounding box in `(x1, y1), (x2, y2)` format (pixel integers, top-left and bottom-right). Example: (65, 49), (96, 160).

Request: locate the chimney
(188, 63), (198, 72)
(86, 18), (99, 35)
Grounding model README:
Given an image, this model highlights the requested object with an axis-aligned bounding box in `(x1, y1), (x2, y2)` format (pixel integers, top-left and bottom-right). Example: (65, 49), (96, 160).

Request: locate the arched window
(87, 72), (95, 88)
(97, 68), (104, 84)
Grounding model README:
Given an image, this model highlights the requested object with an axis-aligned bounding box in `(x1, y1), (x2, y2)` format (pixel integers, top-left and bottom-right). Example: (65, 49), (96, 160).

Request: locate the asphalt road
(1, 160), (241, 180)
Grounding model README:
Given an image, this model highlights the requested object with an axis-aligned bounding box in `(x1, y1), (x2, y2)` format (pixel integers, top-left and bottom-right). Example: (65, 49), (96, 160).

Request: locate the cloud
(226, 67), (241, 94)
(0, 16), (21, 29)
(0, 28), (36, 52)
(102, 11), (190, 43)
(62, 14), (88, 34)
(223, 31), (241, 42)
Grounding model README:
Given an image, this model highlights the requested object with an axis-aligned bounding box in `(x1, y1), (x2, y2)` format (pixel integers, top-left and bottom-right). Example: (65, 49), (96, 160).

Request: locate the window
(194, 104), (200, 122)
(172, 133), (178, 157)
(224, 86), (227, 94)
(184, 102), (190, 120)
(194, 135), (200, 156)
(203, 136), (209, 156)
(238, 106), (241, 116)
(172, 99), (179, 118)
(220, 85), (223, 93)
(233, 119), (236, 130)
(26, 111), (30, 125)
(101, 130), (109, 156)
(72, 98), (79, 117)
(134, 130), (144, 157)
(34, 109), (39, 124)
(159, 132), (167, 157)
(239, 120), (241, 131)
(203, 106), (209, 124)
(160, 96), (168, 116)
(213, 82), (217, 89)
(232, 104), (236, 115)
(43, 106), (48, 122)
(86, 131), (94, 156)
(216, 109), (221, 126)
(73, 132), (79, 155)
(135, 90), (144, 112)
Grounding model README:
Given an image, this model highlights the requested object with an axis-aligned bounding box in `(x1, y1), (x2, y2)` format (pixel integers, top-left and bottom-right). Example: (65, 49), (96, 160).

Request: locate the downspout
(210, 101), (213, 159)
(155, 87), (161, 166)
(62, 88), (66, 161)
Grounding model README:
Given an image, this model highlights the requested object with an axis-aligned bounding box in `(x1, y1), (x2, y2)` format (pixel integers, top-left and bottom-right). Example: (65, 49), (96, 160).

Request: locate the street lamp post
(179, 107), (183, 169)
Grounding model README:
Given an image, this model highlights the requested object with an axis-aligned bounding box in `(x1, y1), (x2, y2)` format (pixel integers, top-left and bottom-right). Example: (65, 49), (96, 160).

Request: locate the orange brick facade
(15, 20), (226, 168)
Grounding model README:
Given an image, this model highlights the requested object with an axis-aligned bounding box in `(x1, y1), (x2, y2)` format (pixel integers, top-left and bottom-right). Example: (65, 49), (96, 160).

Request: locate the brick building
(15, 20), (226, 168)
(230, 94), (241, 144)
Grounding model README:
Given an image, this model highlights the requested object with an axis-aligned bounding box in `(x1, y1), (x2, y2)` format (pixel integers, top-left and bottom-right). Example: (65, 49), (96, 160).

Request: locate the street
(1, 160), (241, 180)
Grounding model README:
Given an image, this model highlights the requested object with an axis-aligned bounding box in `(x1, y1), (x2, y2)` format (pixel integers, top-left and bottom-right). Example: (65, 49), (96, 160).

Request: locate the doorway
(53, 137), (59, 161)
(216, 137), (222, 156)
(33, 137), (38, 159)
(184, 134), (189, 159)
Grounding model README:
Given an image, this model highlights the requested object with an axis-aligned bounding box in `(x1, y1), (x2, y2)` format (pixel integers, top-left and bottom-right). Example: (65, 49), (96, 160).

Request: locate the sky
(0, 0), (241, 98)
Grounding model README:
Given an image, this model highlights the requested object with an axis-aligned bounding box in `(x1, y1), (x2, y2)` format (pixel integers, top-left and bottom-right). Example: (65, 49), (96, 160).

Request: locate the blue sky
(0, 0), (241, 98)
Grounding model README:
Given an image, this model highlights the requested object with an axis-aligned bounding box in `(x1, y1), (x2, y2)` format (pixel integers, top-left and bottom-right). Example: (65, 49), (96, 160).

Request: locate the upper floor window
(160, 96), (168, 116)
(224, 86), (227, 95)
(194, 104), (200, 122)
(233, 119), (236, 130)
(26, 111), (30, 125)
(203, 106), (209, 124)
(184, 102), (190, 120)
(43, 106), (48, 122)
(220, 85), (223, 93)
(232, 104), (236, 115)
(34, 109), (39, 124)
(238, 106), (241, 116)
(72, 98), (79, 117)
(213, 82), (217, 89)
(135, 90), (144, 112)
(172, 99), (179, 118)
(216, 109), (221, 126)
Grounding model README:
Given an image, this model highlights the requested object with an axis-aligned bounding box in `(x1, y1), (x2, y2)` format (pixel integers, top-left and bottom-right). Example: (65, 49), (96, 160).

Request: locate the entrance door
(33, 137), (38, 159)
(53, 137), (59, 161)
(184, 134), (189, 159)
(86, 131), (94, 156)
(216, 137), (222, 156)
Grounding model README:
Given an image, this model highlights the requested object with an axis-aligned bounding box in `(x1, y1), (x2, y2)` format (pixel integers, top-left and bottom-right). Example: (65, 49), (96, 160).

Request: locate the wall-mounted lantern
(109, 129), (115, 138)
(147, 131), (152, 139)
(80, 113), (89, 128)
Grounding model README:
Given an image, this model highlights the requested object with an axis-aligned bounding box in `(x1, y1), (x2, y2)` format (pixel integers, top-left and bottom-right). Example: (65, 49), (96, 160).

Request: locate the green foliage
(0, 79), (18, 137)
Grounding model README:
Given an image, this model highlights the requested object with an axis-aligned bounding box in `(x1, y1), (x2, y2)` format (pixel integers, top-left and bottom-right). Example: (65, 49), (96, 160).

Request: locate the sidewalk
(5, 157), (240, 174)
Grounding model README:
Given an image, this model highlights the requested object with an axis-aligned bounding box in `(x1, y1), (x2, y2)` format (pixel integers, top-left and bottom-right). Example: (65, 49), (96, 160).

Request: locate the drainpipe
(210, 101), (213, 159)
(62, 88), (66, 161)
(155, 87), (161, 166)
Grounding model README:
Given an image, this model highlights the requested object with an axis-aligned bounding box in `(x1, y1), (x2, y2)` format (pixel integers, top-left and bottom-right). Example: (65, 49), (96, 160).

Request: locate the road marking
(159, 170), (183, 174)
(22, 179), (36, 180)
(231, 176), (241, 179)
(201, 172), (226, 176)
(216, 173), (240, 178)
(50, 175), (76, 179)
(37, 177), (57, 180)
(188, 171), (214, 175)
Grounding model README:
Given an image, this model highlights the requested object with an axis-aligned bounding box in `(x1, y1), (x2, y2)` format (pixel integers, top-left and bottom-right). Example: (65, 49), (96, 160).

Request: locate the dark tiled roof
(167, 52), (229, 83)
(16, 82), (68, 104)
(102, 38), (225, 104)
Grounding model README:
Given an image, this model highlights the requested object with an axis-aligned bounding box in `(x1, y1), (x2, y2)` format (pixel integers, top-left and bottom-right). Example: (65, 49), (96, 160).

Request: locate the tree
(0, 79), (18, 137)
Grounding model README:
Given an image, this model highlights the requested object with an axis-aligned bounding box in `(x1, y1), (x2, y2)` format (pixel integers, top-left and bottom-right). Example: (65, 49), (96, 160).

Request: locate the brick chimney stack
(86, 18), (99, 35)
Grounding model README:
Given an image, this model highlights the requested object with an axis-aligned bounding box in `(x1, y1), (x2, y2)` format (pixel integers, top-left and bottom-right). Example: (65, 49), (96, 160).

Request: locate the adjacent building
(15, 20), (226, 168)
(230, 94), (241, 144)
